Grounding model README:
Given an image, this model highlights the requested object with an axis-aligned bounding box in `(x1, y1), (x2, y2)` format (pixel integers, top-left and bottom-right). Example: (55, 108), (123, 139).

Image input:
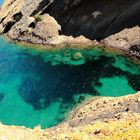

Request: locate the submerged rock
(72, 52), (83, 60)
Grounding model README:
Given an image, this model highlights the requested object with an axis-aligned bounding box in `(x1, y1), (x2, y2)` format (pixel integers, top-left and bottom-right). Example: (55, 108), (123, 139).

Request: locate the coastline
(0, 34), (140, 139)
(3, 33), (140, 64)
(0, 92), (140, 140)
(70, 92), (140, 123)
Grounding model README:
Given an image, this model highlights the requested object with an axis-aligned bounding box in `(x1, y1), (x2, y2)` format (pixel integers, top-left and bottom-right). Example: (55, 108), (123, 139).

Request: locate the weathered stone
(33, 14), (61, 39)
(70, 92), (140, 126)
(0, 0), (140, 50)
(102, 26), (140, 50)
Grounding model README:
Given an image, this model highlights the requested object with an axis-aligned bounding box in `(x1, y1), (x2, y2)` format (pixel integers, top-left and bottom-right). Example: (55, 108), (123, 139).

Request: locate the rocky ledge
(0, 92), (140, 139)
(0, 0), (140, 58)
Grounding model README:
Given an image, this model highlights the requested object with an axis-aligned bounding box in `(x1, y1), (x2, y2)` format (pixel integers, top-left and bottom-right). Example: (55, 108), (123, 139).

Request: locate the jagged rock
(33, 14), (61, 40)
(0, 0), (24, 29)
(0, 0), (94, 45)
(0, 0), (140, 49)
(101, 26), (140, 59)
(102, 26), (140, 50)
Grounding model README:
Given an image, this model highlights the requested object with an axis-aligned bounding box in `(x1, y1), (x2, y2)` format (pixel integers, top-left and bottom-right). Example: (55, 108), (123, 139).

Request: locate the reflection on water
(0, 37), (139, 128)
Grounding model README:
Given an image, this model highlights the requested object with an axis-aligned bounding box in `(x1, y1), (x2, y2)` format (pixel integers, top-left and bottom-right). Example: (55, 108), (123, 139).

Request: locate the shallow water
(0, 37), (139, 128)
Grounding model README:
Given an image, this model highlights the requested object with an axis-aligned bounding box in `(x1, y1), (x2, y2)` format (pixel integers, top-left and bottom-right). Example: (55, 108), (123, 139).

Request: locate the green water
(0, 37), (139, 128)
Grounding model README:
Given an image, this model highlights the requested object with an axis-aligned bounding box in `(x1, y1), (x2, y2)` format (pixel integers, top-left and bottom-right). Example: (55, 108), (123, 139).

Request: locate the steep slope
(0, 0), (140, 48)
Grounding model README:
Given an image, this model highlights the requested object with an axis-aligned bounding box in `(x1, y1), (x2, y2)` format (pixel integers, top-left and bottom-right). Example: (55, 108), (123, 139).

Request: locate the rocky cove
(0, 0), (140, 139)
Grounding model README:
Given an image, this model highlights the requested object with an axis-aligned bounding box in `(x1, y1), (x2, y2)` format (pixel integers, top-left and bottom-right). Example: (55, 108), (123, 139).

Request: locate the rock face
(70, 92), (140, 127)
(0, 92), (140, 139)
(102, 26), (140, 59)
(102, 26), (140, 50)
(0, 0), (93, 45)
(0, 0), (140, 49)
(0, 0), (24, 33)
(49, 0), (140, 40)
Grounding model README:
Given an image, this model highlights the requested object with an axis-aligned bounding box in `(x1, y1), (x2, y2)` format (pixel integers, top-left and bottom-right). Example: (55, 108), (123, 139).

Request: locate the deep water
(0, 37), (139, 128)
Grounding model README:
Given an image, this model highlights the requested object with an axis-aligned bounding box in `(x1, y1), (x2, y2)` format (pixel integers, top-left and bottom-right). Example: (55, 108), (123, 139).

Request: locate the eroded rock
(102, 26), (140, 50)
(0, 93), (140, 139)
(101, 26), (140, 59)
(70, 92), (140, 127)
(0, 0), (140, 49)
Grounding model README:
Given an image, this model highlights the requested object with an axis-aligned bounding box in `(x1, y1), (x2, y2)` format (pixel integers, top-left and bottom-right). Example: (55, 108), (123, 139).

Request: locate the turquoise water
(0, 37), (139, 128)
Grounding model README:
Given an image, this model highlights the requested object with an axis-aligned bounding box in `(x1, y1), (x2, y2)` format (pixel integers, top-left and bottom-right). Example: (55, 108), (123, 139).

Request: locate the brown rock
(33, 14), (61, 40)
(102, 26), (140, 50)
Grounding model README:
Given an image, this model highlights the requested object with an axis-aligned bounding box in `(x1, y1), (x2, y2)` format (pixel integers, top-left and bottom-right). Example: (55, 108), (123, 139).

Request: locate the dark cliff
(0, 0), (140, 57)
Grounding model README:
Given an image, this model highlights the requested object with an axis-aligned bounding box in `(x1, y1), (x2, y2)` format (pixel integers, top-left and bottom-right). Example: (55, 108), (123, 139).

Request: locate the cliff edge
(0, 0), (140, 58)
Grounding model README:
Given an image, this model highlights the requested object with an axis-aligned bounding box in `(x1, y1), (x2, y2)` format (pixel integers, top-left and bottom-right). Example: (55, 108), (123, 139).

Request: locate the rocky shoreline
(101, 26), (140, 60)
(0, 0), (140, 59)
(0, 92), (140, 139)
(70, 92), (140, 126)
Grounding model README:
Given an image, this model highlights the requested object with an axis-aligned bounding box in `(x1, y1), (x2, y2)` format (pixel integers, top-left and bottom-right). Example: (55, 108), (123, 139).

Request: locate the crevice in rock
(40, 2), (54, 15)
(129, 45), (140, 59)
(29, 22), (36, 29)
(3, 12), (23, 33)
(0, 17), (6, 24)
(30, 0), (52, 16)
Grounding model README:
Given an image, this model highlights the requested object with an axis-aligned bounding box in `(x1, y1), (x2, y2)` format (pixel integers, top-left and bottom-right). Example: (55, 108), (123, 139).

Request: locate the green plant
(34, 14), (43, 21)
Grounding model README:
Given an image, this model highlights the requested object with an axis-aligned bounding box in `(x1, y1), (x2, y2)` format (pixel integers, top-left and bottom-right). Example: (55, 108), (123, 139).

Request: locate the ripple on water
(0, 37), (139, 128)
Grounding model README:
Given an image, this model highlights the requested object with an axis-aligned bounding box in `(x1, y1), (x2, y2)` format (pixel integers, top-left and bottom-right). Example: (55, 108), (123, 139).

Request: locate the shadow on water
(0, 37), (139, 128)
(0, 93), (4, 102)
(19, 54), (140, 111)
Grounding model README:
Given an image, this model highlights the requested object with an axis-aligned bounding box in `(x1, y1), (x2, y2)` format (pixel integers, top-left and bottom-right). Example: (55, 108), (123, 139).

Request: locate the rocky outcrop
(0, 0), (24, 33)
(102, 26), (140, 59)
(45, 112), (140, 140)
(70, 91), (140, 127)
(102, 26), (140, 50)
(0, 92), (140, 140)
(0, 112), (140, 140)
(0, 0), (94, 45)
(0, 0), (140, 48)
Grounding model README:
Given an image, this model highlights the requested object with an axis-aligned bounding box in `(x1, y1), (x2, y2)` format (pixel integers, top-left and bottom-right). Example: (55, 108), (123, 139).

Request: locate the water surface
(0, 37), (139, 128)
